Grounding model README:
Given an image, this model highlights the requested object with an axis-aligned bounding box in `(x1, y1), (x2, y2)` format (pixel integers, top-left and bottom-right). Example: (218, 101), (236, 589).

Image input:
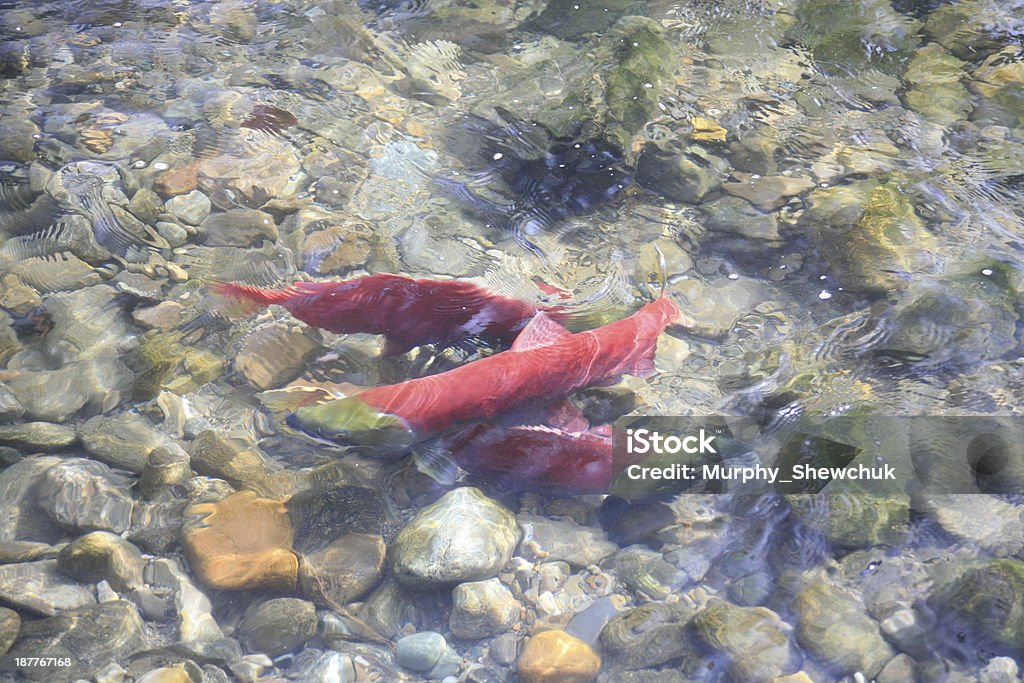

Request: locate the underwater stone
(614, 546), (688, 601)
(530, 0), (645, 41)
(636, 142), (726, 204)
(450, 578), (521, 640)
(396, 631), (461, 678)
(182, 490), (298, 592)
(792, 579), (894, 678)
(188, 430), (281, 496)
(234, 323), (322, 390)
(37, 458), (134, 534)
(79, 411), (170, 473)
(932, 559), (1024, 655)
(0, 606), (19, 656)
(0, 455), (66, 543)
(392, 487), (519, 588)
(200, 208), (277, 247)
(7, 601), (145, 682)
(139, 443), (192, 499)
(237, 597), (318, 657)
(601, 16), (673, 144)
(0, 422), (77, 452)
(57, 531), (144, 593)
(518, 629), (601, 683)
(692, 601), (799, 682)
(0, 559), (96, 616)
(298, 532), (386, 608)
(146, 557), (223, 642)
(600, 603), (698, 671)
(722, 173), (815, 212)
(517, 514), (618, 568)
(358, 580), (444, 640)
(788, 494), (909, 550)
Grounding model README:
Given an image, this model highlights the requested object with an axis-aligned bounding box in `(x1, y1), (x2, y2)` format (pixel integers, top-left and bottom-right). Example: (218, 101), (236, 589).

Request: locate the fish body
(448, 423), (614, 493)
(216, 273), (557, 356)
(287, 295), (680, 447)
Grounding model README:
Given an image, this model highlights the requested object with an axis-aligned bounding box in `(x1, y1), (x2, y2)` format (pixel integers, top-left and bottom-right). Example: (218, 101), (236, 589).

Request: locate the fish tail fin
(211, 280), (294, 316)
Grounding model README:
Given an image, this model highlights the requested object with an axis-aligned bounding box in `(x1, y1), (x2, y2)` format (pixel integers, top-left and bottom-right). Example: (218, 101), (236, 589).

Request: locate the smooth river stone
(517, 514), (618, 568)
(237, 598), (318, 656)
(57, 531), (145, 593)
(0, 560), (95, 616)
(0, 606), (19, 656)
(0, 455), (66, 543)
(391, 487), (519, 588)
(0, 422), (77, 452)
(37, 458), (134, 534)
(7, 601), (145, 682)
(182, 490), (298, 591)
(518, 630), (601, 683)
(298, 532), (386, 608)
(450, 578), (521, 639)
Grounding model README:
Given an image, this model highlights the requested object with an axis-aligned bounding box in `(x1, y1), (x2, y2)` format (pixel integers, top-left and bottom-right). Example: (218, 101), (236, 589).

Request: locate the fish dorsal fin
(511, 312), (572, 352)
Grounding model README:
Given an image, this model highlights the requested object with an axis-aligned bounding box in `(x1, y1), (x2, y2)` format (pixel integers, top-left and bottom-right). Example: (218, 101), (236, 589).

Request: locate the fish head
(287, 397), (416, 450)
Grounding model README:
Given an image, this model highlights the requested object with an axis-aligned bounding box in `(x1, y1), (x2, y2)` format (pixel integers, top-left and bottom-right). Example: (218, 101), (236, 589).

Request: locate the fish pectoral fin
(256, 385), (340, 413)
(411, 439), (464, 486)
(510, 311), (572, 351)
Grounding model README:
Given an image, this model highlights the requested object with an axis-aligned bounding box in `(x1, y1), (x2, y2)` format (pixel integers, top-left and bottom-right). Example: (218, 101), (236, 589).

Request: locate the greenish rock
(614, 546), (688, 601)
(789, 0), (921, 76)
(729, 129), (783, 175)
(237, 598), (318, 657)
(924, 1), (1011, 61)
(127, 187), (164, 225)
(131, 332), (187, 400)
(804, 175), (935, 293)
(703, 195), (781, 242)
(903, 45), (972, 126)
(0, 422), (77, 452)
(971, 46), (1024, 127)
(450, 578), (520, 639)
(792, 579), (894, 678)
(0, 541), (61, 564)
(139, 444), (192, 499)
(932, 559), (1024, 656)
(693, 601), (798, 682)
(7, 601), (145, 682)
(79, 411), (169, 473)
(636, 142), (727, 204)
(788, 494), (909, 549)
(602, 16), (673, 145)
(530, 0), (646, 41)
(200, 208), (278, 247)
(600, 603), (699, 671)
(391, 488), (519, 588)
(0, 606), (19, 656)
(56, 531), (145, 593)
(518, 514), (618, 568)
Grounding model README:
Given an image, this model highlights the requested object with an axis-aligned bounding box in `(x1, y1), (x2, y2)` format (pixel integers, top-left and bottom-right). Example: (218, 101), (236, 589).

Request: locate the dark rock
(237, 598), (318, 657)
(298, 532), (386, 608)
(288, 484), (390, 554)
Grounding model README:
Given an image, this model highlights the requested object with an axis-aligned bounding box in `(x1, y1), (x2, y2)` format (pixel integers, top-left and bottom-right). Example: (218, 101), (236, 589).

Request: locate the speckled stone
(518, 630), (601, 683)
(450, 578), (521, 639)
(391, 488), (520, 588)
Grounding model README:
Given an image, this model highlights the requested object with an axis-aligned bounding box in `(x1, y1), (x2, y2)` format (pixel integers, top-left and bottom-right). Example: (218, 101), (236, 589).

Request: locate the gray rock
(238, 598), (318, 657)
(7, 355), (130, 424)
(0, 455), (66, 543)
(56, 531), (144, 593)
(0, 559), (95, 616)
(0, 541), (61, 563)
(0, 606), (20, 655)
(299, 532), (386, 608)
(517, 514), (618, 568)
(396, 631), (461, 679)
(139, 443), (192, 499)
(8, 601), (145, 682)
(636, 143), (727, 204)
(79, 411), (170, 473)
(980, 656), (1020, 683)
(358, 580), (443, 640)
(37, 458), (134, 534)
(0, 422), (77, 452)
(792, 579), (894, 679)
(489, 632), (518, 666)
(877, 653), (917, 683)
(600, 603), (699, 671)
(615, 546), (688, 601)
(145, 558), (221, 642)
(42, 285), (126, 365)
(450, 578), (520, 639)
(925, 495), (1024, 556)
(165, 190), (211, 225)
(566, 596), (622, 645)
(703, 195), (781, 242)
(693, 601), (799, 682)
(728, 571), (773, 607)
(392, 488), (519, 587)
(200, 208), (277, 247)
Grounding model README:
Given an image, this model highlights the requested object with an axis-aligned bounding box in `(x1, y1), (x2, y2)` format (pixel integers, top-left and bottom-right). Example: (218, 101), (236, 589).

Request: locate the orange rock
(154, 162), (200, 198)
(183, 490), (298, 592)
(518, 630), (601, 683)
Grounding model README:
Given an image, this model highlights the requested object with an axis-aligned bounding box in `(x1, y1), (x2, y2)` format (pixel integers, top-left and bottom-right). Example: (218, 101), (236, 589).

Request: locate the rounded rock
(450, 578), (521, 640)
(0, 606), (20, 656)
(298, 532), (386, 607)
(518, 630), (601, 683)
(57, 531), (145, 593)
(237, 597), (317, 657)
(391, 488), (519, 588)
